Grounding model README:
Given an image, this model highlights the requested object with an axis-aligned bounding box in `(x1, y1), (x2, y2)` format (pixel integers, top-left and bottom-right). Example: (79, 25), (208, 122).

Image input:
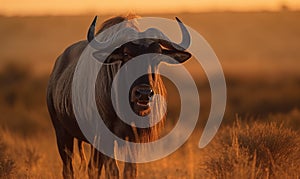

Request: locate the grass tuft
(0, 141), (15, 178)
(204, 118), (300, 178)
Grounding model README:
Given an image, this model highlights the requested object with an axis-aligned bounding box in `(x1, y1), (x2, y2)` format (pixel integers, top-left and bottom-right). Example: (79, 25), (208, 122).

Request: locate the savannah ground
(0, 11), (300, 178)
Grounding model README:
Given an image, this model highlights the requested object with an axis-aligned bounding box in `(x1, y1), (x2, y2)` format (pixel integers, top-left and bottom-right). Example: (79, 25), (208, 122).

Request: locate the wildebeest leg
(103, 155), (119, 179)
(78, 140), (87, 171)
(47, 93), (74, 178)
(88, 147), (105, 179)
(124, 162), (137, 179)
(55, 125), (75, 179)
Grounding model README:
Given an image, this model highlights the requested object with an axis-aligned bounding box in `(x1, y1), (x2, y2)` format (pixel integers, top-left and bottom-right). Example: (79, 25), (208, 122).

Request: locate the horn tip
(92, 16), (98, 25)
(88, 16), (98, 42)
(175, 17), (182, 23)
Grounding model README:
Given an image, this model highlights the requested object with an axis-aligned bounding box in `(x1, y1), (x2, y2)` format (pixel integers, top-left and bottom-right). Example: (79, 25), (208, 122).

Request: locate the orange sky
(0, 0), (300, 16)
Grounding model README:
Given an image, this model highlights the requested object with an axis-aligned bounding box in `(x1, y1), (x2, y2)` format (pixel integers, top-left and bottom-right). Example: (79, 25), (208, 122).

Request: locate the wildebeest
(47, 15), (191, 179)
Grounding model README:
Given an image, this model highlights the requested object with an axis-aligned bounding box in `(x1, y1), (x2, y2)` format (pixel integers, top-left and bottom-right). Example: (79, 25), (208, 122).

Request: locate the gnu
(47, 15), (191, 179)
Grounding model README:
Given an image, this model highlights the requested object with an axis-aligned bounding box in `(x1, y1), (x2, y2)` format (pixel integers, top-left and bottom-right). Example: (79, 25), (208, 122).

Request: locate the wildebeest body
(47, 15), (191, 179)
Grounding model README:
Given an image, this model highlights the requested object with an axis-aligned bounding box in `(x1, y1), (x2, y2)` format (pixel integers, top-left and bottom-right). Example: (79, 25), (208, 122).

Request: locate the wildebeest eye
(123, 46), (131, 57)
(122, 52), (132, 64)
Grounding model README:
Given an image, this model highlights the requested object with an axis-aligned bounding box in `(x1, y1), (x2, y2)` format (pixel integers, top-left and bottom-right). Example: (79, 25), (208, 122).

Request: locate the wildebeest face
(90, 17), (192, 116)
(102, 40), (191, 116)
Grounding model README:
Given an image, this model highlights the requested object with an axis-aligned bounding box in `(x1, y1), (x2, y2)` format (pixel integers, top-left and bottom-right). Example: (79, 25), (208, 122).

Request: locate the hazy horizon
(1, 0), (300, 16)
(0, 9), (299, 18)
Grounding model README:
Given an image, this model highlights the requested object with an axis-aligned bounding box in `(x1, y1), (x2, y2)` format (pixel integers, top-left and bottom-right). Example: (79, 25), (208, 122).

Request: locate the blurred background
(0, 0), (300, 178)
(1, 0), (300, 15)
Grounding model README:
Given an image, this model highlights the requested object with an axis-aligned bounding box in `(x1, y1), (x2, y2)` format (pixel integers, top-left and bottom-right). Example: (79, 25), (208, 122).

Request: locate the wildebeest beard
(94, 53), (167, 143)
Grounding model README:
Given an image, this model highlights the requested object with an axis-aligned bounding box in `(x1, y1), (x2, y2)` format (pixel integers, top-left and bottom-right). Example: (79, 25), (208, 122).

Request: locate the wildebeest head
(89, 16), (191, 117)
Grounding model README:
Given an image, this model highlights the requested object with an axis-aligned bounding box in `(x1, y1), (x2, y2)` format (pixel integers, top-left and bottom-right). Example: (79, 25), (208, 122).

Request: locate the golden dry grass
(202, 119), (300, 178)
(0, 11), (299, 178)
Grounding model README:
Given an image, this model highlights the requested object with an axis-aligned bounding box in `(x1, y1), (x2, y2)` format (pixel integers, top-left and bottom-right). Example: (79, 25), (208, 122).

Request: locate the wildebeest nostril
(136, 88), (153, 96)
(149, 90), (154, 97)
(135, 88), (154, 101)
(135, 90), (142, 98)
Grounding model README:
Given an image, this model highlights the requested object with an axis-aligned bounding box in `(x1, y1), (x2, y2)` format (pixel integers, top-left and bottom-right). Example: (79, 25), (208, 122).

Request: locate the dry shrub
(0, 141), (15, 178)
(204, 119), (300, 178)
(0, 129), (55, 178)
(267, 108), (300, 131)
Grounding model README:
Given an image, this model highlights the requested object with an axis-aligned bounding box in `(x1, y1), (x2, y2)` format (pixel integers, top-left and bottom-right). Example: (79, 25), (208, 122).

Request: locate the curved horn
(90, 17), (191, 56)
(87, 16), (98, 42)
(175, 17), (191, 50)
(157, 17), (190, 51)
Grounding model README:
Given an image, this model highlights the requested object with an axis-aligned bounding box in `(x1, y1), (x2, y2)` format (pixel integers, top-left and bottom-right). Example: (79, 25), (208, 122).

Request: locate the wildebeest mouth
(137, 101), (150, 107)
(133, 101), (151, 116)
(134, 101), (151, 116)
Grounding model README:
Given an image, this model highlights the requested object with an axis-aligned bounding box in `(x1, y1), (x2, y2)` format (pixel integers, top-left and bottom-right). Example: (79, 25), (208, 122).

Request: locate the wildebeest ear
(162, 50), (192, 64)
